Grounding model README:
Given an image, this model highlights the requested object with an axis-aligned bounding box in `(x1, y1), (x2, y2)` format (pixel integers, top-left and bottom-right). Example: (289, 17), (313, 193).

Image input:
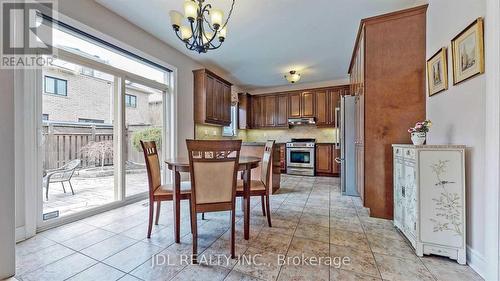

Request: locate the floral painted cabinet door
(418, 149), (466, 263)
(392, 144), (466, 265)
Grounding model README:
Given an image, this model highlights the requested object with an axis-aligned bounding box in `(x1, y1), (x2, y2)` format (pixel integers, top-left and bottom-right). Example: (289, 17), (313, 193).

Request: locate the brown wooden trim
(348, 4), (428, 73)
(193, 68), (232, 86)
(251, 85), (349, 97)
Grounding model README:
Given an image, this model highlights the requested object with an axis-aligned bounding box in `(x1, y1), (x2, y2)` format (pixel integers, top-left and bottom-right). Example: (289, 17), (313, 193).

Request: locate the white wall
(426, 0), (489, 277)
(0, 70), (16, 278)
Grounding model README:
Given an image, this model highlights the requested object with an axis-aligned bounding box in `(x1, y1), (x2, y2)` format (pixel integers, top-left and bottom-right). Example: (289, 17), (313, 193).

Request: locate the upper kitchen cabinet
(275, 94), (289, 127)
(250, 94), (263, 128)
(238, 93), (251, 129)
(349, 5), (427, 219)
(262, 95), (277, 127)
(288, 91), (315, 118)
(193, 69), (232, 126)
(315, 86), (346, 127)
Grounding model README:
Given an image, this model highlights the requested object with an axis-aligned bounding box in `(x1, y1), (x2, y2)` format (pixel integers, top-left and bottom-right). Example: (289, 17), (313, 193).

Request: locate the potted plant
(408, 120), (432, 145)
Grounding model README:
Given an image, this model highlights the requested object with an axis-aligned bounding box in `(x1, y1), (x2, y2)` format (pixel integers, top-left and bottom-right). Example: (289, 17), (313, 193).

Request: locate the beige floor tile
(224, 270), (265, 281)
(103, 241), (163, 272)
(67, 263), (125, 281)
(20, 252), (97, 281)
(199, 238), (249, 269)
(330, 217), (364, 233)
(232, 247), (282, 281)
(171, 264), (231, 281)
(421, 256), (484, 281)
(61, 228), (116, 251)
(374, 253), (434, 281)
(261, 218), (297, 236)
(299, 212), (330, 227)
(330, 268), (382, 280)
(277, 264), (329, 281)
(367, 234), (416, 259)
(294, 223), (330, 243)
(80, 234), (138, 261)
(250, 230), (292, 255)
(130, 248), (187, 280)
(330, 228), (370, 251)
(16, 243), (75, 276)
(287, 237), (330, 259)
(330, 244), (380, 277)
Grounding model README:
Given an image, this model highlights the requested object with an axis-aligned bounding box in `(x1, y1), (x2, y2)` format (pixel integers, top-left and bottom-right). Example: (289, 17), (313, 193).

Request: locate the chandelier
(285, 70), (301, 83)
(169, 0), (235, 53)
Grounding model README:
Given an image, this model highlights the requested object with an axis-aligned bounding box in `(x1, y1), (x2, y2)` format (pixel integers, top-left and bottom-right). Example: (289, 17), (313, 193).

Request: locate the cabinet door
(301, 91), (315, 117)
(205, 74), (216, 121)
(288, 92), (301, 117)
(221, 83), (231, 124)
(263, 95), (276, 127)
(213, 80), (223, 121)
(315, 90), (328, 126)
(251, 96), (262, 128)
(393, 156), (405, 230)
(276, 94), (288, 127)
(403, 161), (417, 240)
(238, 93), (249, 129)
(315, 144), (333, 174)
(328, 89), (340, 125)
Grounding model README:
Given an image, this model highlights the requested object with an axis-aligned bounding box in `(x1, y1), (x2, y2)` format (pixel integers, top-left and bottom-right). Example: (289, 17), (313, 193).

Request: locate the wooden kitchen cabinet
(333, 147), (340, 174)
(279, 144), (286, 173)
(263, 95), (277, 127)
(316, 87), (345, 127)
(315, 144), (333, 175)
(349, 5), (427, 219)
(238, 93), (251, 129)
(193, 69), (232, 126)
(276, 94), (289, 127)
(301, 91), (315, 117)
(288, 92), (301, 118)
(250, 95), (262, 128)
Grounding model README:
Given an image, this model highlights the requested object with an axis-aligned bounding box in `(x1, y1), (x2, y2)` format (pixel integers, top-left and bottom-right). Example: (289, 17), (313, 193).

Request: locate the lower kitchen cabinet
(315, 144), (340, 176)
(392, 144), (466, 264)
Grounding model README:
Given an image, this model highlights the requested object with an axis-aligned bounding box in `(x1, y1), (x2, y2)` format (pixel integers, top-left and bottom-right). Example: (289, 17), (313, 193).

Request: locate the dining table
(165, 156), (261, 243)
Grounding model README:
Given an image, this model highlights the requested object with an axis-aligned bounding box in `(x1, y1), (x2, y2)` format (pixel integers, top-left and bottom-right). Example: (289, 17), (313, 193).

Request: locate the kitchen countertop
(242, 142), (286, 146)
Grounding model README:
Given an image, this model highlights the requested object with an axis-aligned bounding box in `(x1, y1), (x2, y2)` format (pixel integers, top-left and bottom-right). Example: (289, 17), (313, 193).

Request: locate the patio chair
(43, 159), (81, 200)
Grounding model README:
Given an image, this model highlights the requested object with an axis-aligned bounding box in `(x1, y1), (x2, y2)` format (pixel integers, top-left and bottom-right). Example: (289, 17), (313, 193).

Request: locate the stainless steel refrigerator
(337, 95), (358, 196)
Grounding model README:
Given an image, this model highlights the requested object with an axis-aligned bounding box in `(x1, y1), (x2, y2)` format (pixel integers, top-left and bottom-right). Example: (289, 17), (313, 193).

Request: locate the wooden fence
(42, 122), (156, 170)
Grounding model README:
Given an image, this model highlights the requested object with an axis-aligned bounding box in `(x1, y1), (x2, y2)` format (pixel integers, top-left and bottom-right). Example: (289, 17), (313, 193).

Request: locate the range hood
(288, 117), (316, 125)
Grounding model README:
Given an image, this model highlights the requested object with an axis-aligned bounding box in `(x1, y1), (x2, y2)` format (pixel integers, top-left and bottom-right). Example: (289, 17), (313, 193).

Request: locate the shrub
(132, 127), (162, 151)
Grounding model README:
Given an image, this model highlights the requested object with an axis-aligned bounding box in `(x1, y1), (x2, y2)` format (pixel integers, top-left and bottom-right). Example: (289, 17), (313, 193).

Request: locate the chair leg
(45, 183), (49, 201)
(155, 201), (161, 225)
(265, 195), (272, 227)
(202, 213), (205, 220)
(191, 208), (198, 264)
(147, 199), (154, 238)
(231, 209), (236, 259)
(261, 195), (266, 216)
(189, 199), (193, 234)
(61, 182), (67, 193)
(68, 181), (75, 195)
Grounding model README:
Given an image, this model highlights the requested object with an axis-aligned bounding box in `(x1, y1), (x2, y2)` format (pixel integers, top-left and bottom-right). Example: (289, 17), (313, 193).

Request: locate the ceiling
(96, 0), (419, 90)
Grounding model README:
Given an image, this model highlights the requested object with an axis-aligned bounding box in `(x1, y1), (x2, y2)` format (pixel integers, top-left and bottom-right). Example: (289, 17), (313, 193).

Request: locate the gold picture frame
(427, 47), (448, 96)
(451, 17), (485, 85)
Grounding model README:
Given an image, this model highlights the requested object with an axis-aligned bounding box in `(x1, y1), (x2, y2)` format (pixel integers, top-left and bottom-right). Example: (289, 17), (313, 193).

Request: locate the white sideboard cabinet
(392, 144), (466, 264)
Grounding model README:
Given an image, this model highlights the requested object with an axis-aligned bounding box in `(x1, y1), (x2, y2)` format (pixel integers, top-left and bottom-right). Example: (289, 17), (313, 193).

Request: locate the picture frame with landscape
(427, 47), (448, 96)
(451, 17), (484, 85)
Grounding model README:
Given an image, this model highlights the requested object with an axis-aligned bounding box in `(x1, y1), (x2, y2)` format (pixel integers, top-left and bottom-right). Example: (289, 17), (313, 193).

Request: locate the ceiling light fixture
(169, 0), (235, 54)
(285, 70), (301, 83)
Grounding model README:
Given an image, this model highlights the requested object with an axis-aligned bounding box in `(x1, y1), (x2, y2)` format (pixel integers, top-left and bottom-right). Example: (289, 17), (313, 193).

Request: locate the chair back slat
(260, 140), (275, 191)
(186, 140), (242, 207)
(140, 140), (161, 195)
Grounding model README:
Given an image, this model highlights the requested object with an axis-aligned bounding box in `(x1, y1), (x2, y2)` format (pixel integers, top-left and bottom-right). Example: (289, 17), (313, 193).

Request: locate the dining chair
(236, 140), (275, 227)
(186, 139), (242, 263)
(140, 140), (192, 239)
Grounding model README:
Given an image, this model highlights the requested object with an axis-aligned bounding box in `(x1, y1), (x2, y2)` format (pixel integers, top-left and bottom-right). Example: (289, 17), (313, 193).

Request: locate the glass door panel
(124, 80), (166, 197)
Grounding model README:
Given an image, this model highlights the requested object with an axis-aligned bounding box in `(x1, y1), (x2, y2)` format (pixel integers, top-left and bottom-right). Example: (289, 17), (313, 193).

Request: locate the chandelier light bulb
(219, 27), (227, 40)
(210, 8), (224, 29)
(183, 0), (198, 21)
(169, 10), (183, 29)
(180, 25), (192, 40)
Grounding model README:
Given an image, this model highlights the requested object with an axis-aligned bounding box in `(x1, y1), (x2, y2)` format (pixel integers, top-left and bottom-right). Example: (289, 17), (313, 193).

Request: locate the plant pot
(411, 132), (426, 145)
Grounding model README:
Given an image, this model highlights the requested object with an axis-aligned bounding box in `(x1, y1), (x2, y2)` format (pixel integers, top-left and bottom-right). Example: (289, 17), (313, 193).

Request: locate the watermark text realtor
(0, 0), (56, 68)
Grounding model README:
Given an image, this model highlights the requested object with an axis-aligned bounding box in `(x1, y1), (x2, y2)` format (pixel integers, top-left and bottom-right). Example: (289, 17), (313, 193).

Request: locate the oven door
(286, 147), (315, 168)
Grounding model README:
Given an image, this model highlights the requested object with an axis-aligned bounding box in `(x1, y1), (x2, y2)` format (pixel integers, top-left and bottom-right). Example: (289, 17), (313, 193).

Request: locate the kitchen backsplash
(195, 124), (337, 143)
(245, 126), (337, 143)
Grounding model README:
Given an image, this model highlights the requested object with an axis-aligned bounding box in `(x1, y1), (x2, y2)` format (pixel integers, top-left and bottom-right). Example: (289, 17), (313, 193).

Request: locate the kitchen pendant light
(169, 0), (235, 54)
(285, 70), (301, 83)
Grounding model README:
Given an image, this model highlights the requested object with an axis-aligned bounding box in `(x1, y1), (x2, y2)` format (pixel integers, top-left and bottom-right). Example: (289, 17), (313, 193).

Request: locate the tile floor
(17, 175), (483, 281)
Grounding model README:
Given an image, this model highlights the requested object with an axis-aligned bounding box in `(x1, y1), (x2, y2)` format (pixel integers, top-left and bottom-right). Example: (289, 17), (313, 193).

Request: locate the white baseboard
(467, 245), (487, 279)
(15, 226), (26, 243)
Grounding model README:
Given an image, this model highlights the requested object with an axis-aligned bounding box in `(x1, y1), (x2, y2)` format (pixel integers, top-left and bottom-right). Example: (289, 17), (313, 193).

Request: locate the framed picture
(427, 47), (448, 96)
(451, 17), (485, 85)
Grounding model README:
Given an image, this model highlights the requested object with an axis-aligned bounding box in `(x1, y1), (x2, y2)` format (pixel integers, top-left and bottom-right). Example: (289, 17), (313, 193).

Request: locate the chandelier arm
(206, 40), (223, 50)
(220, 0), (235, 30)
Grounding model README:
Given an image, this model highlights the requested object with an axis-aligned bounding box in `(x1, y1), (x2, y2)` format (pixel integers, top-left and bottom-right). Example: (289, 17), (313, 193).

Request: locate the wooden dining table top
(165, 156), (261, 171)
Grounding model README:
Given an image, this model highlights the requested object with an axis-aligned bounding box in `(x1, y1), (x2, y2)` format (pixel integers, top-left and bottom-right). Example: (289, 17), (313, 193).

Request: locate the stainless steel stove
(286, 138), (316, 176)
